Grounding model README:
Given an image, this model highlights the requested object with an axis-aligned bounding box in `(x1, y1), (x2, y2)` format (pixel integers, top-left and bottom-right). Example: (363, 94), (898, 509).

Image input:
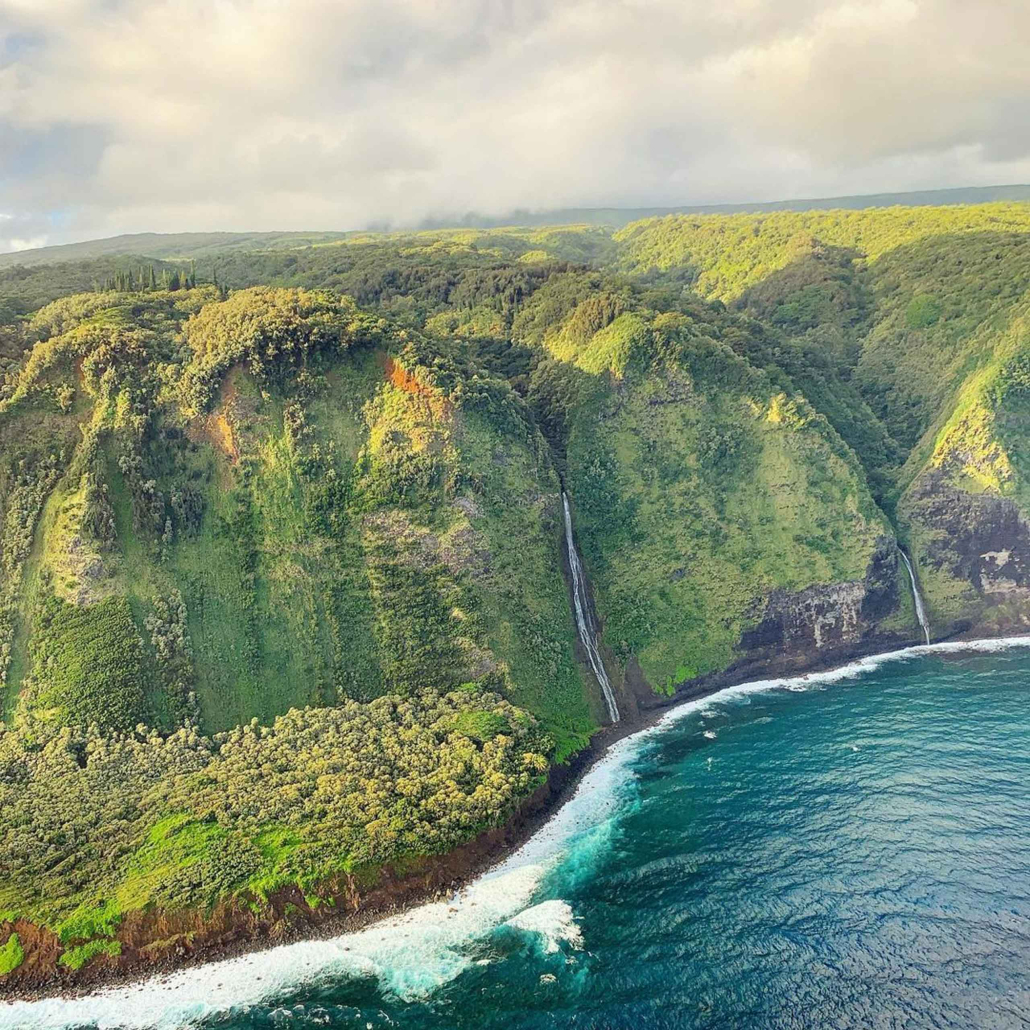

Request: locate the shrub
(905, 293), (942, 329)
(0, 933), (24, 976)
(58, 939), (121, 971)
(31, 593), (150, 730)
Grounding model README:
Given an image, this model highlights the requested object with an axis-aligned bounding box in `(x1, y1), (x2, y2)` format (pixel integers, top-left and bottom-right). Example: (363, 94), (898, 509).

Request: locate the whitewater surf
(5, 634), (1030, 1030)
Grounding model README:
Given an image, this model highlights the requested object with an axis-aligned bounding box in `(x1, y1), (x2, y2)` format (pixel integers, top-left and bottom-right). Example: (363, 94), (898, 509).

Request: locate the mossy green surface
(0, 934), (23, 976)
(560, 318), (888, 687)
(58, 938), (121, 971)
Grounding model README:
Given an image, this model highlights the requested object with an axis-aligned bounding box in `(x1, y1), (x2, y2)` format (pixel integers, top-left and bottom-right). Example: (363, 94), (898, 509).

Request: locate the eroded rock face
(860, 537), (903, 622)
(623, 538), (911, 712)
(905, 472), (1030, 599)
(739, 536), (901, 659)
(740, 580), (865, 652)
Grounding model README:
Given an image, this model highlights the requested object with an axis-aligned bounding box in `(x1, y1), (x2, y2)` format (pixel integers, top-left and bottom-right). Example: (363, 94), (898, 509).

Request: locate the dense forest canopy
(3, 198), (1030, 985)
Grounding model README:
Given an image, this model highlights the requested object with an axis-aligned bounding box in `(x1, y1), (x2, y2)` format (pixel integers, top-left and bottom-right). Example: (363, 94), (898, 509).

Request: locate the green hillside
(0, 284), (597, 956)
(608, 202), (1030, 637)
(4, 198), (1030, 987)
(556, 312), (895, 689)
(0, 232), (354, 270)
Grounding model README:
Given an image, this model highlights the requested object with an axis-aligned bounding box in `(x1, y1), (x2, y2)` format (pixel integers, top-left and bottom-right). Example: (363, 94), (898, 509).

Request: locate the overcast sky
(1, 0), (1029, 252)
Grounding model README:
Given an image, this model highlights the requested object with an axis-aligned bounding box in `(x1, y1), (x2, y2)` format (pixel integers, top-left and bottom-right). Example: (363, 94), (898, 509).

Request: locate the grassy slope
(610, 204), (1030, 632)
(0, 402), (83, 716)
(454, 405), (597, 753)
(164, 364), (375, 728)
(531, 300), (891, 690)
(0, 288), (594, 747)
(613, 203), (1030, 301)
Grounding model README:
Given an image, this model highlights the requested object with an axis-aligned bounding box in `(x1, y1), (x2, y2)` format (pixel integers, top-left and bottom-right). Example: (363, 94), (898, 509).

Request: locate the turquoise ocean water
(6, 640), (1030, 1030)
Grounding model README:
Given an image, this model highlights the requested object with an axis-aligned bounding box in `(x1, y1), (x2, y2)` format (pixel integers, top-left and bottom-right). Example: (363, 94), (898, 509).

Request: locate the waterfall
(562, 492), (620, 723)
(900, 549), (931, 645)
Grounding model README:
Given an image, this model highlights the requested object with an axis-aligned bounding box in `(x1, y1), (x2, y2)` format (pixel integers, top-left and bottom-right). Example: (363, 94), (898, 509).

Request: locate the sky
(1, 0), (1029, 252)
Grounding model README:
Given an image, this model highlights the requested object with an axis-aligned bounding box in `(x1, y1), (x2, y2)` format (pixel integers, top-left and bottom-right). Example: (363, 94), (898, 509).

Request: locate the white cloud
(5, 235), (47, 251)
(0, 0), (1028, 245)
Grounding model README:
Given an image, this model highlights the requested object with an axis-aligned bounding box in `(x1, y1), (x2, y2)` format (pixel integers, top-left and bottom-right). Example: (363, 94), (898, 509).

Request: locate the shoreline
(5, 628), (1030, 1012)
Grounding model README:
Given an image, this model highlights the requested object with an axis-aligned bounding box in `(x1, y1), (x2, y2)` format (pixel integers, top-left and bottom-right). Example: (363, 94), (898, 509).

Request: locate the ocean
(6, 639), (1030, 1030)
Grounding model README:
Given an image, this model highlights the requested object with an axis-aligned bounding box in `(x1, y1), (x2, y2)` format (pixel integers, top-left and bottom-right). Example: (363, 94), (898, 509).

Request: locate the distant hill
(421, 183), (1030, 229)
(4, 184), (1029, 269)
(0, 230), (352, 269)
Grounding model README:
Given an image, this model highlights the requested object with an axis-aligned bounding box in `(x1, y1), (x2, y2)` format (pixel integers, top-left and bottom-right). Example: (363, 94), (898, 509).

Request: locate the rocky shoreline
(5, 621), (1022, 1006)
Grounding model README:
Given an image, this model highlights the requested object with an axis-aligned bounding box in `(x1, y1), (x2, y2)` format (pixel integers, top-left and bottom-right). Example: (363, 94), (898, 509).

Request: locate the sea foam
(4, 635), (1028, 1030)
(504, 900), (584, 954)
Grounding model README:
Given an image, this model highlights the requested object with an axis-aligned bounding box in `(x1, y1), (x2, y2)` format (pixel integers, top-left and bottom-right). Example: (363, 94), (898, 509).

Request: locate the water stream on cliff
(561, 492), (619, 723)
(6, 637), (1030, 1030)
(900, 550), (932, 644)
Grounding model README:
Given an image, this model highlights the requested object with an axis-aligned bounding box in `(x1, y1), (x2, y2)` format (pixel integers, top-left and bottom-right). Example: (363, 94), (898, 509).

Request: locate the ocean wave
(5, 634), (1029, 1030)
(651, 635), (1030, 730)
(0, 863), (550, 1030)
(503, 900), (583, 954)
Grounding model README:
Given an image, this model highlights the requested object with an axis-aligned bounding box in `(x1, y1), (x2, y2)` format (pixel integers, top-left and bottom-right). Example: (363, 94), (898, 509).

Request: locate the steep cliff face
(898, 383), (1030, 630)
(897, 305), (1030, 637)
(0, 287), (603, 989)
(516, 286), (914, 707)
(0, 288), (594, 747)
(737, 536), (906, 665)
(902, 474), (1030, 629)
(607, 205), (1030, 647)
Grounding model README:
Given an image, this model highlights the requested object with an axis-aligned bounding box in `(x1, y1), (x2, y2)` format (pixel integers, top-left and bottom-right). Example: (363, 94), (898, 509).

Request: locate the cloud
(0, 209), (49, 253)
(0, 0), (1028, 248)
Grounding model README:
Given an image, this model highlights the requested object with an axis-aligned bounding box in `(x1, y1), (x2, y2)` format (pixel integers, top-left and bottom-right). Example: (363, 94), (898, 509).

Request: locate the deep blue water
(8, 642), (1030, 1030)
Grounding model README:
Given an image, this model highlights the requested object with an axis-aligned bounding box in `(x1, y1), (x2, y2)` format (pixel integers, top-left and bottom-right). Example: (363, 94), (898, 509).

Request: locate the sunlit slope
(611, 204), (1030, 460)
(609, 205), (1030, 639)
(0, 287), (594, 751)
(896, 300), (1030, 635)
(613, 203), (1030, 301)
(513, 279), (909, 698)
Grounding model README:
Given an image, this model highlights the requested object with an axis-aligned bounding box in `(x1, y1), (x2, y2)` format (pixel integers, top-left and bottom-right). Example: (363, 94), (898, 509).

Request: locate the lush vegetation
(0, 281), (595, 976)
(0, 690), (548, 934)
(608, 203), (1030, 628)
(3, 198), (1030, 981)
(496, 271), (891, 685)
(613, 203), (1030, 301)
(0, 934), (22, 976)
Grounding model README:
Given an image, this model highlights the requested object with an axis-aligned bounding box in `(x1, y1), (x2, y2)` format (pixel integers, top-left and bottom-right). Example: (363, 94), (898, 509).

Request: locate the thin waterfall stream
(561, 492), (620, 723)
(900, 549), (931, 645)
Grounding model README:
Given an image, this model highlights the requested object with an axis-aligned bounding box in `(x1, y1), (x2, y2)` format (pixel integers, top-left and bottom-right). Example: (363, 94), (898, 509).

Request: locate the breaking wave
(4, 634), (1029, 1030)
